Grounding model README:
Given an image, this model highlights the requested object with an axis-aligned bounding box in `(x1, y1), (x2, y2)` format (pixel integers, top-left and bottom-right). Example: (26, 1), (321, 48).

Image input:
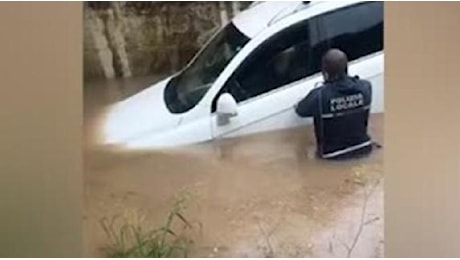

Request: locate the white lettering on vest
(330, 93), (364, 112)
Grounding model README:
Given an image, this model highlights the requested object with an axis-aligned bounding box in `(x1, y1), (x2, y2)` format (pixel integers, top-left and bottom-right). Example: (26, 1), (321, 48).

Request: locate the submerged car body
(103, 1), (384, 149)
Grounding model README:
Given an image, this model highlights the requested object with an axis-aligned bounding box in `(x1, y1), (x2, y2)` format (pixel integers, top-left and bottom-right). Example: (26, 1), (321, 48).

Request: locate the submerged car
(103, 1), (384, 149)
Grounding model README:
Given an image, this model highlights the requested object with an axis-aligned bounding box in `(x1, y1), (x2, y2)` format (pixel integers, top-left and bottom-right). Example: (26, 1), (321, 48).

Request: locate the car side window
(320, 1), (383, 61)
(212, 18), (326, 112)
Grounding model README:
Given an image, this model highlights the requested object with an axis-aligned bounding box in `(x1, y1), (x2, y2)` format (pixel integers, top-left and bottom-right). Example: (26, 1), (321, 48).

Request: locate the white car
(103, 1), (384, 149)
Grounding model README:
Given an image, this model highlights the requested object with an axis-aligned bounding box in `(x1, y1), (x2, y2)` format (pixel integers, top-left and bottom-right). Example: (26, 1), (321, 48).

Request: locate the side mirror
(216, 93), (238, 125)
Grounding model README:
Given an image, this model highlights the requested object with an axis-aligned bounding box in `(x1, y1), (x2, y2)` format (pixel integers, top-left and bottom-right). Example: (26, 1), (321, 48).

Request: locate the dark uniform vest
(295, 76), (372, 159)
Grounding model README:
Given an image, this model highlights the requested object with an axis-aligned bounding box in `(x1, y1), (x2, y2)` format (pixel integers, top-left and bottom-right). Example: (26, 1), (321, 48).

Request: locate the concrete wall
(84, 2), (251, 79)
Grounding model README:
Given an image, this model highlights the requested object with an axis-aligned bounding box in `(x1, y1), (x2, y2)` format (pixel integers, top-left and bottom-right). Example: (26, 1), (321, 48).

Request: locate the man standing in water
(295, 49), (373, 159)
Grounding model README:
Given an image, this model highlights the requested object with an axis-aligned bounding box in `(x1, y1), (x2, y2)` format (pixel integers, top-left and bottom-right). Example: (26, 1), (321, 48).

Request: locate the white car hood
(102, 77), (181, 145)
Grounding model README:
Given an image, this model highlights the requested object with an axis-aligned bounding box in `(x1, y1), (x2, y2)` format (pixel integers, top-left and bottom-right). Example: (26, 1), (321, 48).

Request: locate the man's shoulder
(303, 86), (323, 99)
(352, 75), (371, 87)
(348, 76), (372, 92)
(311, 86), (323, 94)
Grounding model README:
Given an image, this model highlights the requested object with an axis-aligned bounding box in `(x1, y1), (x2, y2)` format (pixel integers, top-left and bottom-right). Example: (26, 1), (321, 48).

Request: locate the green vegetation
(100, 194), (199, 258)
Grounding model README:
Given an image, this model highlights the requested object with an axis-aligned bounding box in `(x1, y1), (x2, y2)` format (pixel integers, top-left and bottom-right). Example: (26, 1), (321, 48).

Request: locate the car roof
(232, 1), (363, 38)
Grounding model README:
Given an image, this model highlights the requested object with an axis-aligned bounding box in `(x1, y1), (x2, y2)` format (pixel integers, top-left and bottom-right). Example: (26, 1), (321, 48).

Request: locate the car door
(210, 17), (328, 140)
(210, 1), (384, 141)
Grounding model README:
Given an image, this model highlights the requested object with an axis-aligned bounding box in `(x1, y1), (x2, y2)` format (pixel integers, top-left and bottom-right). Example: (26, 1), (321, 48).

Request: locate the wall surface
(84, 1), (251, 79)
(385, 2), (460, 257)
(0, 2), (83, 257)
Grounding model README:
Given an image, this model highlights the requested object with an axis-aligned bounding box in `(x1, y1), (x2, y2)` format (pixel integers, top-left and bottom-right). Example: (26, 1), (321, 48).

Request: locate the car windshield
(164, 22), (250, 113)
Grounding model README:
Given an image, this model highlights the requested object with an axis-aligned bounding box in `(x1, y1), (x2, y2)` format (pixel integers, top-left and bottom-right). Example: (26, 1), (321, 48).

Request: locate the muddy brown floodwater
(83, 76), (384, 258)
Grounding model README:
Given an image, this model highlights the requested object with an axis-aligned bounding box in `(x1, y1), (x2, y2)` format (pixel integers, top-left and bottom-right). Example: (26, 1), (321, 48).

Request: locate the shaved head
(322, 49), (348, 82)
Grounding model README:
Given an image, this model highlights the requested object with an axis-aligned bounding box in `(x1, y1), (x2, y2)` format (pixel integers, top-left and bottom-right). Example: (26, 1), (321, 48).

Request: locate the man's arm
(295, 88), (320, 118)
(359, 79), (372, 105)
(364, 79), (372, 104)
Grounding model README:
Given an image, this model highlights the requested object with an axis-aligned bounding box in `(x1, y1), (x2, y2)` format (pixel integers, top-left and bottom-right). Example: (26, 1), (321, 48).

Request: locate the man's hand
(295, 88), (320, 118)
